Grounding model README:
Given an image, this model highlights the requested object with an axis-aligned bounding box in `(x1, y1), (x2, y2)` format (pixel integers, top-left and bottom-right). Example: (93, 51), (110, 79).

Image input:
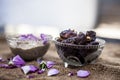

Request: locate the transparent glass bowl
(54, 38), (105, 66)
(6, 34), (52, 61)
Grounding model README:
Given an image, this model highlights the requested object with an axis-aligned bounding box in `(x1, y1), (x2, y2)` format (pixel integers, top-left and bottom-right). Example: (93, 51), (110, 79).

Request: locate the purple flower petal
(0, 64), (16, 69)
(20, 35), (28, 38)
(21, 65), (38, 74)
(12, 55), (25, 67)
(77, 70), (90, 78)
(42, 40), (48, 45)
(19, 36), (27, 40)
(47, 61), (55, 65)
(68, 72), (74, 77)
(0, 57), (2, 61)
(40, 34), (46, 40)
(37, 69), (45, 74)
(47, 64), (54, 69)
(7, 58), (18, 69)
(19, 34), (39, 41)
(26, 75), (35, 79)
(47, 69), (59, 76)
(1, 55), (25, 69)
(7, 65), (17, 69)
(0, 64), (8, 68)
(47, 61), (55, 69)
(37, 58), (42, 64)
(0, 57), (6, 62)
(40, 34), (48, 45)
(19, 34), (28, 40)
(27, 34), (38, 40)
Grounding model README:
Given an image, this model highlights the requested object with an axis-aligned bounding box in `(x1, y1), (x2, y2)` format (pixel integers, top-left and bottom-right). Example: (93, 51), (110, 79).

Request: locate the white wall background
(0, 0), (98, 38)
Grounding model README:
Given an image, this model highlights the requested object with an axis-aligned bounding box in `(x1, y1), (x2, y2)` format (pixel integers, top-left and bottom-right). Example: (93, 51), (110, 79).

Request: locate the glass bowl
(54, 38), (105, 67)
(6, 34), (52, 61)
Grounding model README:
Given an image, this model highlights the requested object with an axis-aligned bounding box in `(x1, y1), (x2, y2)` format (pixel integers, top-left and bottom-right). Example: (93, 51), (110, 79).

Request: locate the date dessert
(55, 29), (105, 66)
(58, 29), (99, 45)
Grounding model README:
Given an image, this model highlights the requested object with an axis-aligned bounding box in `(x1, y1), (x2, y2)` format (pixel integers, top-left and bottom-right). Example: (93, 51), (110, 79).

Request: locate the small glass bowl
(54, 38), (105, 67)
(6, 34), (52, 61)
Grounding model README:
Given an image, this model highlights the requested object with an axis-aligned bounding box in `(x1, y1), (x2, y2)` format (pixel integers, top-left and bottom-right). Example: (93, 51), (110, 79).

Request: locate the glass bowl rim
(54, 37), (105, 48)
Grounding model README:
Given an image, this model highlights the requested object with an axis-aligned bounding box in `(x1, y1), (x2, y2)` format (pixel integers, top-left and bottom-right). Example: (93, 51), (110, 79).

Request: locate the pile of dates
(57, 29), (99, 45)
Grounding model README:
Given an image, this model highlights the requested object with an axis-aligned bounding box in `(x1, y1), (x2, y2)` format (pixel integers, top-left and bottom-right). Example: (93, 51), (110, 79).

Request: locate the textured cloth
(0, 41), (120, 80)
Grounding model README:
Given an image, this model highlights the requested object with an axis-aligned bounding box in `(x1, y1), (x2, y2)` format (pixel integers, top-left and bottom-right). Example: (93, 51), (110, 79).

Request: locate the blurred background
(0, 0), (120, 41)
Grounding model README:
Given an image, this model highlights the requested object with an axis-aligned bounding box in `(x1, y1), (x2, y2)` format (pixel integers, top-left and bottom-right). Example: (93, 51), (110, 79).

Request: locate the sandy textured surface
(0, 40), (120, 80)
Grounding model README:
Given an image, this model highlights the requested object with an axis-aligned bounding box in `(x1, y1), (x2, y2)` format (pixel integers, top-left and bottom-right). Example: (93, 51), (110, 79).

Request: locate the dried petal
(27, 34), (38, 41)
(26, 75), (35, 79)
(40, 34), (48, 45)
(12, 55), (25, 67)
(47, 61), (55, 65)
(68, 72), (74, 76)
(0, 57), (2, 61)
(47, 61), (55, 69)
(37, 69), (45, 74)
(37, 58), (42, 64)
(20, 35), (28, 38)
(0, 64), (16, 69)
(21, 65), (38, 74)
(47, 69), (59, 76)
(77, 70), (90, 78)
(40, 34), (46, 40)
(0, 64), (8, 68)
(0, 57), (6, 62)
(1, 55), (25, 69)
(47, 64), (54, 69)
(19, 34), (38, 41)
(19, 36), (27, 40)
(42, 40), (48, 45)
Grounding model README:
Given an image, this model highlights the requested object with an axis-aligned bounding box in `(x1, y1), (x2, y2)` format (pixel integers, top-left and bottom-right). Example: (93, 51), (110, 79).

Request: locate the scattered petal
(37, 69), (45, 74)
(12, 55), (25, 67)
(64, 62), (68, 68)
(0, 64), (8, 68)
(47, 69), (59, 76)
(47, 61), (55, 69)
(42, 40), (48, 45)
(26, 75), (35, 79)
(47, 61), (55, 65)
(37, 58), (42, 64)
(40, 34), (46, 40)
(0, 55), (25, 69)
(0, 57), (6, 62)
(27, 34), (38, 41)
(77, 70), (90, 78)
(0, 57), (2, 61)
(40, 34), (52, 40)
(19, 34), (39, 41)
(68, 72), (74, 77)
(19, 36), (27, 40)
(21, 65), (38, 74)
(20, 35), (28, 38)
(0, 64), (16, 69)
(47, 64), (54, 69)
(40, 34), (48, 45)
